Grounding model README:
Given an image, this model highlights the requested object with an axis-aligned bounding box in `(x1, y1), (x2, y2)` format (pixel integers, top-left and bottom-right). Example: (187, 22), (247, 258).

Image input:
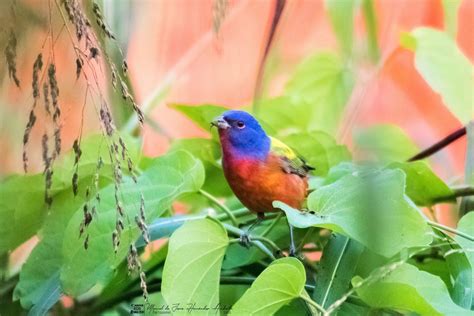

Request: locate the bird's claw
(289, 245), (297, 257)
(239, 233), (251, 248)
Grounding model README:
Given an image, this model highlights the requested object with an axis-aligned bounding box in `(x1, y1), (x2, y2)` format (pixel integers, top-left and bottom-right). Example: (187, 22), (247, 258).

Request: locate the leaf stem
(199, 189), (239, 226)
(427, 220), (474, 241)
(222, 223), (277, 260)
(261, 212), (282, 237)
(300, 295), (327, 315)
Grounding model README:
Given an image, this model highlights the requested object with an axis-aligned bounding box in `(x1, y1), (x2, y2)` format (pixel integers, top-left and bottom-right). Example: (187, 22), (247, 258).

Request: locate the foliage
(1, 2), (474, 316)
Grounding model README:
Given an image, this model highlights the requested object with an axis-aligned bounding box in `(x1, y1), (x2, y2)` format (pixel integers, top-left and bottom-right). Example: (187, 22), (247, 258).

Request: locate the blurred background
(0, 0), (472, 219)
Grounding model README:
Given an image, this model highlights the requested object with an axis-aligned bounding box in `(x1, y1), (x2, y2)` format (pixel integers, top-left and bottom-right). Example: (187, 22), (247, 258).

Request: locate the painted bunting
(211, 110), (313, 255)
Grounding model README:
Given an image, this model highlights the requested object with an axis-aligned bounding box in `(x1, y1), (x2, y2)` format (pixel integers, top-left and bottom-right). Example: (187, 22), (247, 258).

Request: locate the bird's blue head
(212, 110), (270, 160)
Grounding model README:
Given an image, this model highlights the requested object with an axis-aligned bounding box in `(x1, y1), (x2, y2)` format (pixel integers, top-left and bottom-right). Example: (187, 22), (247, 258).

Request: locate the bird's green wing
(270, 136), (314, 177)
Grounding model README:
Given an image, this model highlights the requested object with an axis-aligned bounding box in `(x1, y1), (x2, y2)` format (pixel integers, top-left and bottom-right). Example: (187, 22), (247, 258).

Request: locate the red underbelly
(223, 156), (308, 214)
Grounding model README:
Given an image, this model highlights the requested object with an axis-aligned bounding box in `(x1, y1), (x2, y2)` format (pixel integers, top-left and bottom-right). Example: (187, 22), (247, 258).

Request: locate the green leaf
(353, 263), (472, 315)
(171, 104), (229, 131)
(60, 150), (205, 296)
(313, 234), (364, 308)
(275, 168), (432, 257)
(354, 124), (419, 162)
(388, 161), (454, 206)
(281, 131), (351, 177)
(326, 0), (355, 56)
(454, 212), (474, 308)
(0, 134), (140, 254)
(256, 96), (313, 135)
(402, 28), (474, 123)
(231, 257), (306, 315)
(13, 191), (86, 311)
(169, 138), (231, 196)
(285, 53), (354, 134)
(442, 0), (462, 37)
(0, 174), (46, 254)
(362, 0), (380, 62)
(161, 218), (228, 313)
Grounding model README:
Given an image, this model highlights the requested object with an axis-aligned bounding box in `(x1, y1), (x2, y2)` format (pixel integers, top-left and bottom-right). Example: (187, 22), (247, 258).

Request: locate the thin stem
(297, 227), (315, 252)
(251, 236), (282, 254)
(223, 223), (276, 260)
(199, 189), (238, 226)
(300, 295), (327, 315)
(261, 212), (282, 237)
(432, 185), (474, 203)
(428, 220), (474, 242)
(408, 125), (467, 161)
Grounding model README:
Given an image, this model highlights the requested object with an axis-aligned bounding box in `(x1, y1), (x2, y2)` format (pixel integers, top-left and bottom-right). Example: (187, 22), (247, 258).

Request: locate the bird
(211, 110), (314, 255)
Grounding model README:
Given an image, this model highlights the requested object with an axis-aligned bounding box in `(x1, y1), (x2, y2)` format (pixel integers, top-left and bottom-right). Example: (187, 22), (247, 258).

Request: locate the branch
(252, 0), (286, 112)
(408, 125), (467, 161)
(432, 185), (474, 203)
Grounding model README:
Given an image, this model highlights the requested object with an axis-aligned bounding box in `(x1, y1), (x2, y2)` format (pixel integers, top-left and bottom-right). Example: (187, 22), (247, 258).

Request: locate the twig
(427, 220), (474, 242)
(300, 294), (327, 315)
(407, 125), (467, 161)
(432, 185), (474, 203)
(261, 212), (282, 237)
(223, 223), (276, 260)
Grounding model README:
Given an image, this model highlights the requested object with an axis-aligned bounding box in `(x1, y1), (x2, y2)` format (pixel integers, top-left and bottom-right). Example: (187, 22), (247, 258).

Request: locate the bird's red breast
(222, 153), (308, 215)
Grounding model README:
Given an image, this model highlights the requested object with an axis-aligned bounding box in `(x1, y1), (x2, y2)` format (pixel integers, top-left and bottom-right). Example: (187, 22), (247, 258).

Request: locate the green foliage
(61, 150), (205, 296)
(231, 258), (306, 315)
(402, 28), (474, 123)
(326, 0), (355, 56)
(454, 213), (474, 308)
(353, 263), (473, 315)
(0, 174), (47, 254)
(2, 11), (473, 315)
(275, 167), (432, 257)
(313, 234), (364, 308)
(162, 218), (228, 313)
(388, 161), (454, 206)
(284, 52), (354, 134)
(354, 124), (419, 162)
(171, 104), (228, 131)
(282, 131), (351, 177)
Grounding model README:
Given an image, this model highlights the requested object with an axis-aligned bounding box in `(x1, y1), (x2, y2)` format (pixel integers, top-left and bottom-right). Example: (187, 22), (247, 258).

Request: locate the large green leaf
(402, 27), (473, 123)
(231, 257), (306, 315)
(169, 138), (231, 196)
(281, 131), (351, 177)
(353, 263), (472, 315)
(171, 104), (229, 131)
(60, 150), (205, 296)
(275, 168), (432, 257)
(13, 191), (85, 312)
(326, 0), (355, 56)
(285, 52), (354, 134)
(0, 135), (140, 254)
(161, 218), (228, 314)
(354, 124), (419, 162)
(454, 213), (474, 309)
(313, 234), (364, 308)
(0, 174), (46, 254)
(388, 161), (454, 206)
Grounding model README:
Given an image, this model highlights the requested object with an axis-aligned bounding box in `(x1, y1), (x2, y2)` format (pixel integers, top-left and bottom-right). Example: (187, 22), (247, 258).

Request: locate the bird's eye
(236, 121), (245, 129)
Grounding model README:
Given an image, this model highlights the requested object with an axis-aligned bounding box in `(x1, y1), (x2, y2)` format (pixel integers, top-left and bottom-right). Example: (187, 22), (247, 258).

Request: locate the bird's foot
(239, 233), (251, 249)
(288, 245), (297, 257)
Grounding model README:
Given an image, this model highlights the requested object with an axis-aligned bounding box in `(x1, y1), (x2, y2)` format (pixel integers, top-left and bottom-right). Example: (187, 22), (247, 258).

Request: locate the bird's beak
(211, 116), (231, 130)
